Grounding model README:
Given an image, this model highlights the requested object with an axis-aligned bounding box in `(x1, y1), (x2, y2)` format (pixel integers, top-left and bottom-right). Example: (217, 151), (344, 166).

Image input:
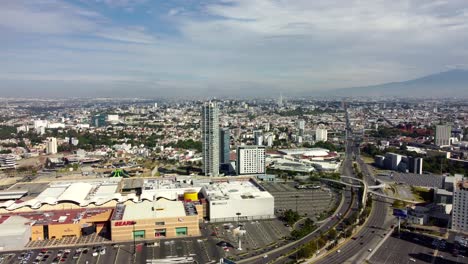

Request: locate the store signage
(114, 221), (136, 226)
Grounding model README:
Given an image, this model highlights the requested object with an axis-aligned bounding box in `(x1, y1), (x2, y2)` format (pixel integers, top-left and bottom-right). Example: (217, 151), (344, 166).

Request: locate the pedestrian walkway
(25, 233), (110, 248)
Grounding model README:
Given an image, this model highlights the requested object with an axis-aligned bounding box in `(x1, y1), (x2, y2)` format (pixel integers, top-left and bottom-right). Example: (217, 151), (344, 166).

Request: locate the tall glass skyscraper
(219, 128), (230, 164)
(201, 102), (220, 176)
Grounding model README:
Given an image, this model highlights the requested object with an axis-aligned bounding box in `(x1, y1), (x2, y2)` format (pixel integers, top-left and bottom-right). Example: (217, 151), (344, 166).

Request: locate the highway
(314, 140), (393, 263)
(240, 108), (391, 264)
(238, 183), (356, 264)
(238, 140), (359, 264)
(313, 109), (394, 264)
(248, 133), (361, 264)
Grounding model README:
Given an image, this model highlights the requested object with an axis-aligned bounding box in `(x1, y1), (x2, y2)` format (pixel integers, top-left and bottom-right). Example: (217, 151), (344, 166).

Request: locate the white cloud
(0, 0), (156, 44)
(1, 0), (468, 97)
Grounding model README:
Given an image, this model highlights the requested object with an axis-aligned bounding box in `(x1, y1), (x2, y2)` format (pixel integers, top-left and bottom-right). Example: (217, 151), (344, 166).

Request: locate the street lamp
(292, 195), (301, 214)
(132, 221), (137, 260)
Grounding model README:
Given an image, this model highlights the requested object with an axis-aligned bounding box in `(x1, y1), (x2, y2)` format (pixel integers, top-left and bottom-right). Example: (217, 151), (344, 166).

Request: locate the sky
(1, 0), (468, 98)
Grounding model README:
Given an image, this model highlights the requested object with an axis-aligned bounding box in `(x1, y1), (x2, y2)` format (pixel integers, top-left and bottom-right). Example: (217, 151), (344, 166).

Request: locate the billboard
(393, 208), (407, 218)
(221, 258), (237, 264)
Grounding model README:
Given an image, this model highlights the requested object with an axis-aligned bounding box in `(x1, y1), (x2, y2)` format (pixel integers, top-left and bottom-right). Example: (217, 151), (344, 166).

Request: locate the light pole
(236, 212), (242, 250)
(292, 195), (300, 214)
(132, 221), (136, 260)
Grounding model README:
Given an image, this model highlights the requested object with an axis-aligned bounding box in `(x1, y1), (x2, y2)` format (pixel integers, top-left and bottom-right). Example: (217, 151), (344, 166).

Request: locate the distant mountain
(328, 69), (468, 97)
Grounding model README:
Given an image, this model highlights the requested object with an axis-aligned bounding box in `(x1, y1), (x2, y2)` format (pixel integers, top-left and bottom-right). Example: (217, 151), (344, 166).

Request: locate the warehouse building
(0, 215), (32, 250)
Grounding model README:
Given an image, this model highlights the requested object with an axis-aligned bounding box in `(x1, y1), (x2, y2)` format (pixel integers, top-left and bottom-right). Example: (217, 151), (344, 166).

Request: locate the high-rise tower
(201, 102), (220, 176)
(219, 127), (230, 164)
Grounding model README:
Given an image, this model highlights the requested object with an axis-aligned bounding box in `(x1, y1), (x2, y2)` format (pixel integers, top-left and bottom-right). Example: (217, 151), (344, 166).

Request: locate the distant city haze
(1, 0), (468, 98)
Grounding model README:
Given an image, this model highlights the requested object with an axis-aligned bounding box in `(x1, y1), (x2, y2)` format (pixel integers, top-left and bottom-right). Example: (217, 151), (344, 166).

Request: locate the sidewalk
(25, 233), (110, 249)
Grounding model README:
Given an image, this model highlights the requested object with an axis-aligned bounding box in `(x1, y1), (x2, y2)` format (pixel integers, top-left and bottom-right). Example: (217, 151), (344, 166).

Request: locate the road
(241, 127), (361, 264)
(314, 110), (393, 264)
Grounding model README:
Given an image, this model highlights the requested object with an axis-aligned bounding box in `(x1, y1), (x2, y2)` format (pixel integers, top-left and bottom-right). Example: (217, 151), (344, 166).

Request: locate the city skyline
(1, 0), (468, 98)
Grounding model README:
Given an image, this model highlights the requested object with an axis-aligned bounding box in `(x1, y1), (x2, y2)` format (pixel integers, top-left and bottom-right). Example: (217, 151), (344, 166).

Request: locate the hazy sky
(1, 0), (468, 98)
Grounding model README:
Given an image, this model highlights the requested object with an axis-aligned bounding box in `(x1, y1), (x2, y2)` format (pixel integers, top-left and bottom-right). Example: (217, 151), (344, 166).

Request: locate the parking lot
(138, 238), (222, 264)
(0, 244), (119, 264)
(204, 218), (290, 261)
(377, 172), (444, 188)
(370, 231), (467, 264)
(261, 182), (339, 219)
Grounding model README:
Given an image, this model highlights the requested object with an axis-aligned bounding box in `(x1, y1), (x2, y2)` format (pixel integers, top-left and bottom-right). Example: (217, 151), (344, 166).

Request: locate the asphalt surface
(240, 134), (361, 264)
(370, 231), (467, 264)
(313, 120), (394, 264)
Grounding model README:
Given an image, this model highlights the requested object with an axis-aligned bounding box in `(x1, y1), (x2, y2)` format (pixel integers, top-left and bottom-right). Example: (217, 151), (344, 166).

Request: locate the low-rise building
(201, 179), (274, 222)
(110, 200), (201, 241)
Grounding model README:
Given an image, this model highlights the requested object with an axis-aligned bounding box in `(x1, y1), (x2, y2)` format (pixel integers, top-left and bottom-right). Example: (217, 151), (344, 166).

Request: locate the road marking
(114, 246), (121, 264)
(431, 249), (439, 264)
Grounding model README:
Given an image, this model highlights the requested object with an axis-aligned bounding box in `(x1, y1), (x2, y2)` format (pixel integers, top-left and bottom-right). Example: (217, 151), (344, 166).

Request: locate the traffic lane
(114, 244), (133, 264)
(96, 245), (116, 264)
(315, 198), (388, 264)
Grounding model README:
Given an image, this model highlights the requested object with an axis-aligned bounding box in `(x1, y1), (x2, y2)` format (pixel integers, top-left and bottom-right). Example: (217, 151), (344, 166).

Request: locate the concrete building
(384, 152), (402, 171)
(0, 215), (32, 250)
(0, 155), (17, 170)
(46, 137), (58, 154)
(297, 119), (305, 136)
(219, 128), (230, 164)
(452, 178), (468, 233)
(265, 133), (274, 147)
(316, 125), (328, 142)
(408, 156), (423, 174)
(110, 200), (201, 241)
(107, 114), (119, 122)
(435, 125), (452, 147)
(201, 102), (220, 176)
(253, 130), (263, 146)
(237, 146), (266, 175)
(91, 114), (107, 127)
(201, 179), (274, 222)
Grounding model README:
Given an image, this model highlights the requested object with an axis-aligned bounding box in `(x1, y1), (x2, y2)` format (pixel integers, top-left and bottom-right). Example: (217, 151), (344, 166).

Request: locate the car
(92, 251), (98, 257)
(368, 248), (373, 252)
(337, 250), (341, 253)
(100, 248), (106, 255)
(409, 258), (416, 262)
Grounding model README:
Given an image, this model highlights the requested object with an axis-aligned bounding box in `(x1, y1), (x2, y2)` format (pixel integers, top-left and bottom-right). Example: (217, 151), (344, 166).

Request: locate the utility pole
(132, 221), (136, 261)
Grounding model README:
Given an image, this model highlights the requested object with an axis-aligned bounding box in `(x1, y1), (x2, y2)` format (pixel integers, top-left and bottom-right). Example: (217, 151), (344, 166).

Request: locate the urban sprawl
(0, 97), (466, 264)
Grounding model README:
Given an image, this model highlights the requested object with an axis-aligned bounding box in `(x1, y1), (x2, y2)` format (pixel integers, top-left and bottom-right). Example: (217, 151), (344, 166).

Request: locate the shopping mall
(0, 176), (274, 250)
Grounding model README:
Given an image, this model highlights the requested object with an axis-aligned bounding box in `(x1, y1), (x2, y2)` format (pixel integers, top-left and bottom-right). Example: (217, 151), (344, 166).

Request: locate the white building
(0, 155), (17, 169)
(265, 133), (274, 147)
(316, 125), (328, 142)
(253, 130), (263, 146)
(33, 120), (48, 129)
(452, 179), (468, 233)
(47, 123), (65, 129)
(201, 102), (220, 176)
(435, 125), (451, 147)
(237, 146), (265, 175)
(107, 114), (119, 122)
(201, 179), (274, 222)
(46, 137), (58, 154)
(297, 120), (305, 131)
(384, 153), (402, 171)
(0, 216), (32, 250)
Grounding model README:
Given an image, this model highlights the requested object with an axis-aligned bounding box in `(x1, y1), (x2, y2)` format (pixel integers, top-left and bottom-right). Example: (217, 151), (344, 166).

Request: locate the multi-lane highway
(313, 110), (394, 264)
(240, 133), (361, 264)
